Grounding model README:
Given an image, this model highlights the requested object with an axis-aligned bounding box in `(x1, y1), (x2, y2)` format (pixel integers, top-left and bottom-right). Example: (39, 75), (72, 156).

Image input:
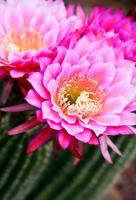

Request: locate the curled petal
(27, 126), (55, 154)
(0, 103), (35, 112)
(7, 117), (40, 135)
(107, 136), (122, 157)
(99, 135), (113, 164)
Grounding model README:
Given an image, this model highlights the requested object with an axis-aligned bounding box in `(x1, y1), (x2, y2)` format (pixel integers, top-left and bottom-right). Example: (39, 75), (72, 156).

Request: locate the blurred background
(65, 1), (136, 200)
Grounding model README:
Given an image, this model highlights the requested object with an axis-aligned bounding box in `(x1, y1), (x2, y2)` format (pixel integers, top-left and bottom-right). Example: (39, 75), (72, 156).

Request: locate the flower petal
(119, 111), (136, 125)
(58, 129), (72, 149)
(0, 103), (34, 112)
(27, 126), (55, 154)
(28, 72), (49, 99)
(25, 89), (43, 108)
(99, 135), (113, 164)
(61, 120), (84, 135)
(93, 113), (120, 126)
(75, 129), (91, 143)
(42, 101), (62, 123)
(103, 95), (128, 113)
(47, 119), (62, 131)
(88, 62), (115, 86)
(43, 63), (61, 86)
(7, 117), (40, 135)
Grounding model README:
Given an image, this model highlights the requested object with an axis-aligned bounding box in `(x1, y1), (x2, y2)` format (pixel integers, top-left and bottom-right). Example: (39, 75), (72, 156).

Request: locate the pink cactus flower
(71, 5), (136, 62)
(6, 36), (136, 164)
(0, 0), (77, 105)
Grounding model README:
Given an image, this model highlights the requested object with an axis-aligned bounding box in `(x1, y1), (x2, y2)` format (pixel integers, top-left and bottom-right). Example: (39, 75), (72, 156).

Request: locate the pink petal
(77, 4), (86, 23)
(74, 37), (91, 58)
(89, 133), (99, 145)
(113, 68), (132, 84)
(61, 120), (84, 135)
(56, 63), (71, 85)
(27, 126), (55, 154)
(103, 95), (128, 113)
(30, 7), (45, 30)
(47, 79), (58, 106)
(25, 89), (43, 108)
(79, 121), (106, 137)
(107, 82), (136, 101)
(52, 106), (76, 124)
(107, 136), (122, 157)
(88, 62), (115, 86)
(0, 103), (34, 112)
(36, 110), (45, 122)
(43, 63), (61, 86)
(99, 135), (113, 164)
(116, 59), (135, 72)
(92, 47), (115, 63)
(63, 49), (79, 65)
(66, 4), (74, 17)
(40, 15), (58, 34)
(4, 8), (24, 33)
(125, 101), (136, 112)
(42, 101), (61, 123)
(44, 28), (59, 47)
(7, 118), (40, 135)
(119, 111), (136, 125)
(47, 119), (62, 131)
(104, 126), (134, 136)
(68, 63), (88, 78)
(39, 57), (51, 73)
(58, 129), (72, 149)
(28, 72), (48, 99)
(93, 113), (120, 126)
(10, 70), (25, 78)
(128, 126), (136, 134)
(75, 129), (91, 143)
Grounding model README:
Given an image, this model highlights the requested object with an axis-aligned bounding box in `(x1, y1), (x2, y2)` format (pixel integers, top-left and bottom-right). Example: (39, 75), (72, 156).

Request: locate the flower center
(56, 74), (105, 118)
(1, 28), (45, 59)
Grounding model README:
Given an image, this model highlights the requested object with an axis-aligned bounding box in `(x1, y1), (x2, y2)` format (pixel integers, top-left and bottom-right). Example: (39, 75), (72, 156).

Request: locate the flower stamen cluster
(2, 28), (45, 59)
(56, 73), (105, 118)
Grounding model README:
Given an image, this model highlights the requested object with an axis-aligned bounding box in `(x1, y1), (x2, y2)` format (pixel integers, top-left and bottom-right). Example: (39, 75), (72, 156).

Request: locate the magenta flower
(73, 6), (136, 62)
(6, 36), (136, 164)
(0, 0), (76, 105)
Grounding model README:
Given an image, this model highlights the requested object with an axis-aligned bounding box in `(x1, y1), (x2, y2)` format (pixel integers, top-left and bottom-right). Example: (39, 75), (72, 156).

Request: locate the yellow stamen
(1, 28), (45, 59)
(56, 73), (105, 118)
